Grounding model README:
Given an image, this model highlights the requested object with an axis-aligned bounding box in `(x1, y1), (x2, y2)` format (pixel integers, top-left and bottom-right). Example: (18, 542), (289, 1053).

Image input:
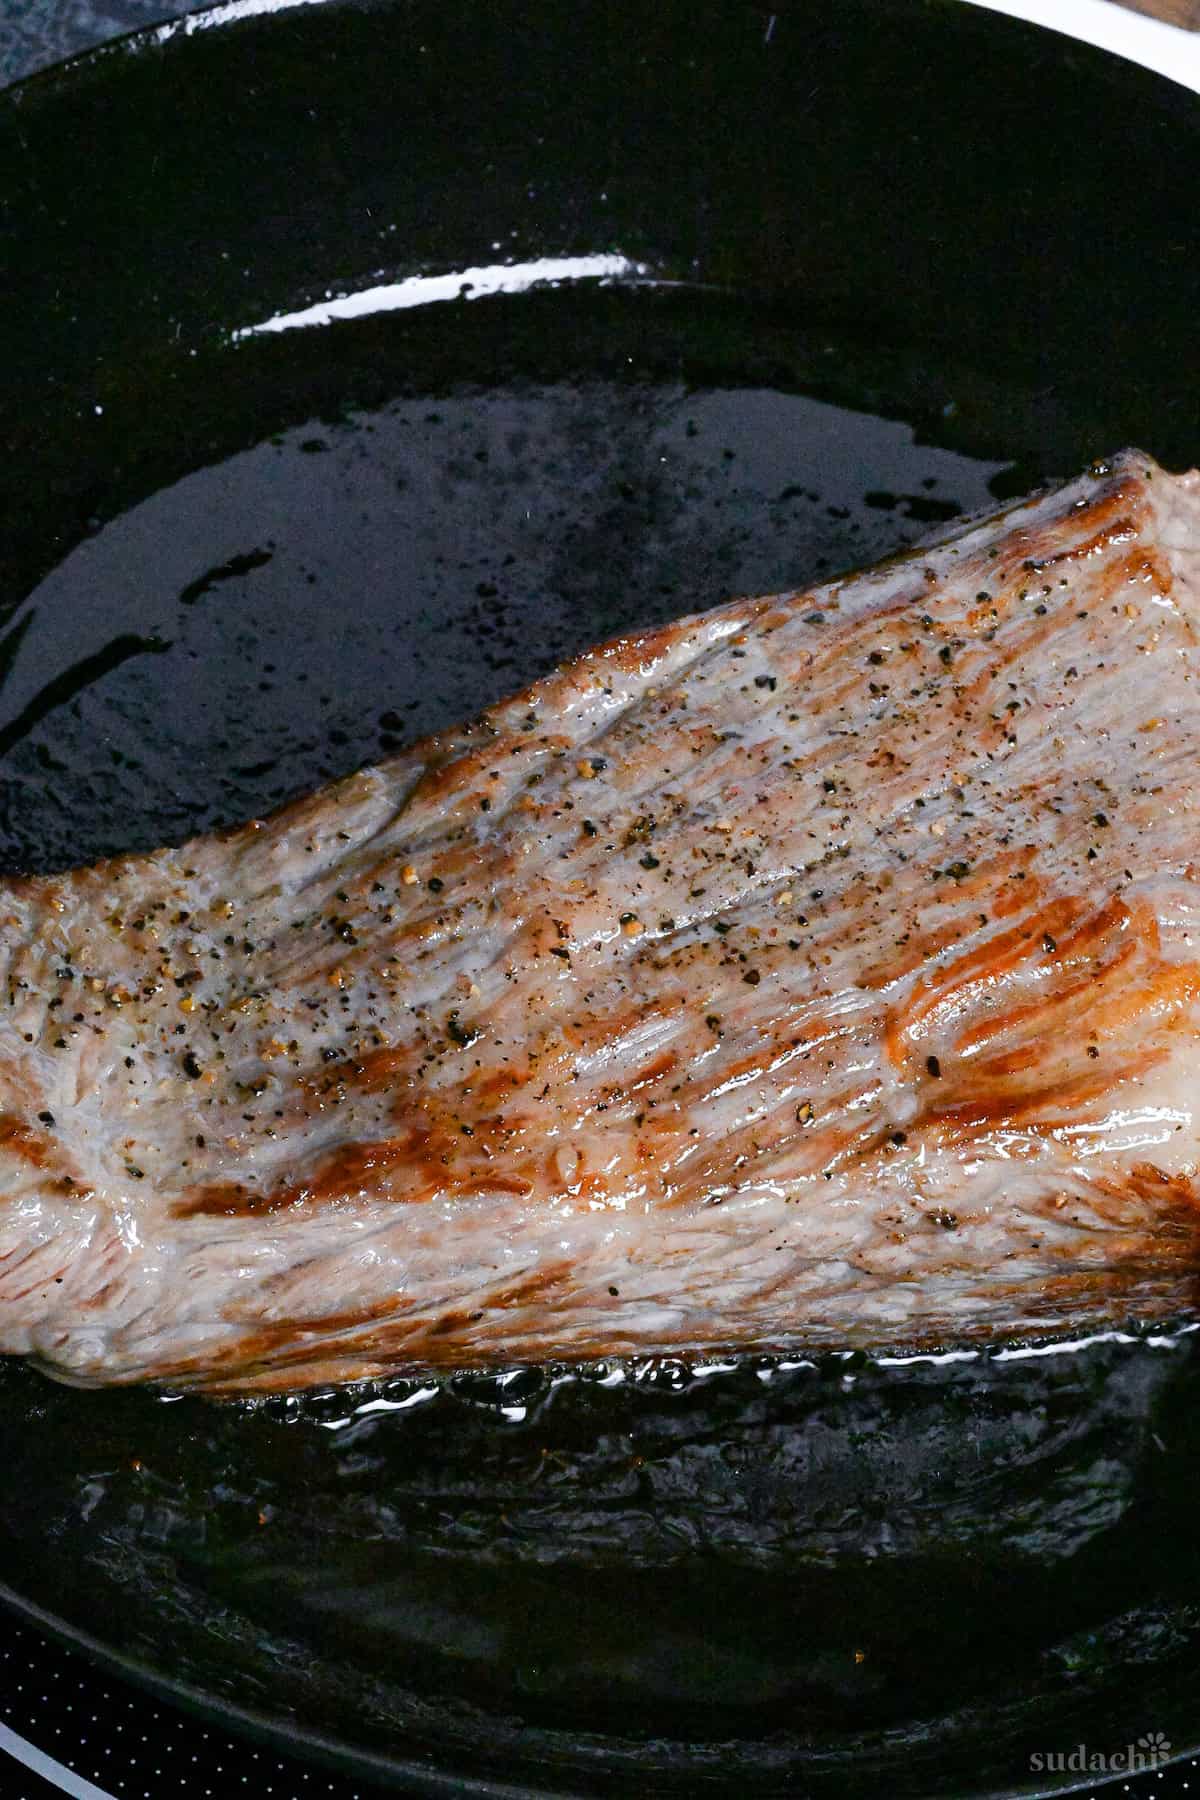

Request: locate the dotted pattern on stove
(0, 1619), (375, 1799)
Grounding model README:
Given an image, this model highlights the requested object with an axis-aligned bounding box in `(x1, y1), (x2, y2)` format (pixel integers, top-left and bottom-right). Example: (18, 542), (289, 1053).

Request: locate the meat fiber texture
(2, 449), (1199, 1394)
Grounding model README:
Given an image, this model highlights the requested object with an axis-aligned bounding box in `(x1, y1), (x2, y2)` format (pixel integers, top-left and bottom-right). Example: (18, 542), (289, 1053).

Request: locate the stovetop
(2, 1616), (369, 1799)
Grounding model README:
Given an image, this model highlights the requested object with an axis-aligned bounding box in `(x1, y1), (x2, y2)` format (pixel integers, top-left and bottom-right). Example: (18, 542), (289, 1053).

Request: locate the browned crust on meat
(8, 451), (1200, 1393)
(0, 1114), (55, 1171)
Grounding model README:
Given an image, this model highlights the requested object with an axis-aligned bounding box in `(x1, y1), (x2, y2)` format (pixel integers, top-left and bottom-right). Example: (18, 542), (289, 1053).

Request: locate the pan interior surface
(1, 0), (1199, 1793)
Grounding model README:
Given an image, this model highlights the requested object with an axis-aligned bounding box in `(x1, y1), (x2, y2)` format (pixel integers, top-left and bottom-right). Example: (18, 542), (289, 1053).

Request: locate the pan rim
(2, 1574), (1189, 1800)
(962, 0), (1200, 92)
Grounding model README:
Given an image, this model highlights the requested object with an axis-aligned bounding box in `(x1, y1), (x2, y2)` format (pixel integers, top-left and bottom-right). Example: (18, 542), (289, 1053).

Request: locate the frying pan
(1, 0), (1200, 1793)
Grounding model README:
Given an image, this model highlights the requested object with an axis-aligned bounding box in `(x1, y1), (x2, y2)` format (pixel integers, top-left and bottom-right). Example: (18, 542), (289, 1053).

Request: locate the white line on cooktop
(0, 1722), (117, 1800)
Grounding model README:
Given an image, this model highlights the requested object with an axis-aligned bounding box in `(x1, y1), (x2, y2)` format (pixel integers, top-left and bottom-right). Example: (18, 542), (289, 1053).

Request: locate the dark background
(1, 4), (1199, 1799)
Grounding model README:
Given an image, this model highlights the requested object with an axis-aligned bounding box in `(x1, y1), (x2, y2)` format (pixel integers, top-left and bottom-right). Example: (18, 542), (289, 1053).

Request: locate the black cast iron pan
(1, 1), (1200, 1793)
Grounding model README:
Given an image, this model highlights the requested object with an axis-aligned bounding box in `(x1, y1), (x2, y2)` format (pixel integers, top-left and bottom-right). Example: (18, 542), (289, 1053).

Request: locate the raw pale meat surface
(2, 449), (1200, 1393)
